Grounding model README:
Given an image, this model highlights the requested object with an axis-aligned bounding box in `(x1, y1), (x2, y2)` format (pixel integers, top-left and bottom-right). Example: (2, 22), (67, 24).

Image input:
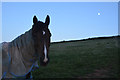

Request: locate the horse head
(32, 15), (51, 66)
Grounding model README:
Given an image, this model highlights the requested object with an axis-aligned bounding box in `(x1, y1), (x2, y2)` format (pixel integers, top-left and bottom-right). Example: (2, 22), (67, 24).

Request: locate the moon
(98, 13), (100, 15)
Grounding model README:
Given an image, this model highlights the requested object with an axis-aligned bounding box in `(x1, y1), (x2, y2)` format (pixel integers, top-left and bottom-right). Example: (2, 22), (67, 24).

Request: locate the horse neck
(9, 29), (36, 63)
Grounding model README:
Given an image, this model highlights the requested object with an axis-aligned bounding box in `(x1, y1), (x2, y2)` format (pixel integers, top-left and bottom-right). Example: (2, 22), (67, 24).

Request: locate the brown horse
(1, 15), (51, 79)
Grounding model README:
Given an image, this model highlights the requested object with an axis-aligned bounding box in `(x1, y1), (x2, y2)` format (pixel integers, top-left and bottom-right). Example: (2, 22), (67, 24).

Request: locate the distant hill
(51, 35), (120, 44)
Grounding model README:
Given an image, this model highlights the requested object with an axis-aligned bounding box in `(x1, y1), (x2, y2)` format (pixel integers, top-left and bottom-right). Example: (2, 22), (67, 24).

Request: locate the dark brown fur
(32, 15), (51, 66)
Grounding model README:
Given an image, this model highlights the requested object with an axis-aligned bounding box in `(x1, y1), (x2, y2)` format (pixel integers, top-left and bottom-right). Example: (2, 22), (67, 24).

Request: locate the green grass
(32, 36), (120, 78)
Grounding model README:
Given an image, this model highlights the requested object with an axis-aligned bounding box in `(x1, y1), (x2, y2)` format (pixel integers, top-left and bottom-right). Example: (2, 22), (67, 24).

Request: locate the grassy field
(32, 36), (120, 79)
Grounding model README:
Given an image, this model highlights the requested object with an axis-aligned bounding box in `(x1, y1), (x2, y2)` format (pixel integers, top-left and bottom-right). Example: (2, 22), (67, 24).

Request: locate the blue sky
(2, 2), (118, 42)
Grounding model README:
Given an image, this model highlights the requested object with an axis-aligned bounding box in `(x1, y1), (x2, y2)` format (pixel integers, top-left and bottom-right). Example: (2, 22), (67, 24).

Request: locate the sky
(1, 2), (118, 42)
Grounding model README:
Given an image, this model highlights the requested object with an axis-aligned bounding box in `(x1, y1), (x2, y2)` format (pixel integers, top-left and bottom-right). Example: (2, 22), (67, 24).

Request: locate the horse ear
(45, 15), (50, 25)
(33, 16), (38, 24)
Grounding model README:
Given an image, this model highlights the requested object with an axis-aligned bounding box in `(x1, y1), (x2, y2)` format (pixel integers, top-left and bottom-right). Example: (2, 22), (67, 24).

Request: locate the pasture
(32, 36), (120, 79)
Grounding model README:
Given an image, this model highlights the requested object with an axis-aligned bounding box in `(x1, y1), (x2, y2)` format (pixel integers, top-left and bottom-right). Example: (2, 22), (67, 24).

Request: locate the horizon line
(51, 34), (119, 43)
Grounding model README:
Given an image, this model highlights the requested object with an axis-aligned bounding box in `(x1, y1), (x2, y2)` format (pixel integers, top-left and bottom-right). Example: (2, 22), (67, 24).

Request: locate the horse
(1, 15), (51, 79)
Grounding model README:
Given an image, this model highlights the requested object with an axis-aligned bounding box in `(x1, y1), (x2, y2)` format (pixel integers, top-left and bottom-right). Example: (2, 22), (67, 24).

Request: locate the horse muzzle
(39, 57), (49, 66)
